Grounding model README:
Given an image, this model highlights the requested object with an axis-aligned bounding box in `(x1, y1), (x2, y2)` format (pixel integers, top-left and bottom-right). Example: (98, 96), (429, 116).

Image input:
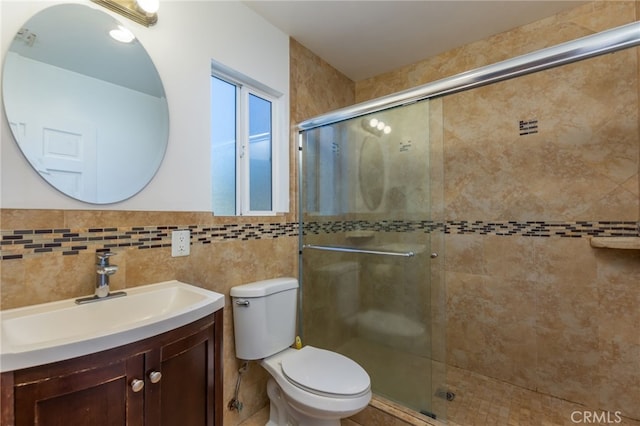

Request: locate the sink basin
(0, 280), (224, 372)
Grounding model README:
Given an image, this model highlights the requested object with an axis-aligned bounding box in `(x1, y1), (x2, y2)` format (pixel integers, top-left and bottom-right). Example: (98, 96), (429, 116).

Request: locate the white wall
(0, 0), (290, 211)
(4, 52), (168, 203)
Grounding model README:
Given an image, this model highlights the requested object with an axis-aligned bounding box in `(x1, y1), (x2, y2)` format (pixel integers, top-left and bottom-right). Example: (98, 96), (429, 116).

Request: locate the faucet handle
(97, 251), (116, 265)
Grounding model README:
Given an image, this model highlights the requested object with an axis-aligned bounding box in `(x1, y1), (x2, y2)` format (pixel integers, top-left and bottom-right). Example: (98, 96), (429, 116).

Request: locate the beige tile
(595, 249), (640, 344)
(598, 340), (640, 421)
(482, 235), (537, 282)
(534, 238), (599, 288)
(24, 251), (96, 304)
(0, 209), (66, 229)
(446, 270), (538, 388)
(595, 250), (640, 420)
(444, 234), (485, 275)
(536, 324), (600, 406)
(0, 257), (26, 309)
(290, 38), (355, 123)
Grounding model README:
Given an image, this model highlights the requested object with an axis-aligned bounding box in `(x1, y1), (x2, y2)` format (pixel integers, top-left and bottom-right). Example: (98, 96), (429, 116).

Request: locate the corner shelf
(589, 237), (640, 250)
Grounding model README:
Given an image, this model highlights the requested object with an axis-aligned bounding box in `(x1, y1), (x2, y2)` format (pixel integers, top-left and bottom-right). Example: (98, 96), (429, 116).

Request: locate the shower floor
(442, 366), (640, 426)
(338, 337), (640, 426)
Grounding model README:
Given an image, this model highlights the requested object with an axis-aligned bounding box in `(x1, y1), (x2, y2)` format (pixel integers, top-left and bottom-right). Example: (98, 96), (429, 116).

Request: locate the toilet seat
(281, 346), (370, 397)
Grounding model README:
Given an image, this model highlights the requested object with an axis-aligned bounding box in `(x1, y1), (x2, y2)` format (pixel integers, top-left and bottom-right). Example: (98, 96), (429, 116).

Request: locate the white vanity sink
(0, 280), (225, 372)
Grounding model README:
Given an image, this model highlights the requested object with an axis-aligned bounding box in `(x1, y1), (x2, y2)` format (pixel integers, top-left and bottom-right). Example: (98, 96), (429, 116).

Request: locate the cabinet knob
(149, 371), (162, 384)
(131, 378), (145, 392)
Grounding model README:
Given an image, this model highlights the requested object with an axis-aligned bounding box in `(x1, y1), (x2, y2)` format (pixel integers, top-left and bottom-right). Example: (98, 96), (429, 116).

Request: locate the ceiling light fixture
(362, 118), (391, 137)
(92, 0), (159, 27)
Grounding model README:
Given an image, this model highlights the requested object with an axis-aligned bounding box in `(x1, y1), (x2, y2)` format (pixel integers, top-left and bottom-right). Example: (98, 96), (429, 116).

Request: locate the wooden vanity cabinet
(0, 310), (223, 426)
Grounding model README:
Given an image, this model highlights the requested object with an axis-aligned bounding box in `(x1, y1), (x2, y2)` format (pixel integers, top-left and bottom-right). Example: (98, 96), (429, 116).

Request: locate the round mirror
(2, 4), (169, 204)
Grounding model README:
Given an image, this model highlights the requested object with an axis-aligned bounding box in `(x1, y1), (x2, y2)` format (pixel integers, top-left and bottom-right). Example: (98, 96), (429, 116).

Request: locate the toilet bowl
(262, 346), (371, 425)
(230, 278), (371, 426)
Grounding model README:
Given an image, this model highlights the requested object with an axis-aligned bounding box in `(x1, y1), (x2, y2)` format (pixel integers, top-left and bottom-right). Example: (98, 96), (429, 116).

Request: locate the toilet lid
(281, 346), (370, 396)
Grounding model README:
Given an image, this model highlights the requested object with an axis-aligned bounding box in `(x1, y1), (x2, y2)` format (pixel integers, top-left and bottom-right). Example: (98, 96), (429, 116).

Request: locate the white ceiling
(10, 3), (164, 97)
(244, 1), (585, 81)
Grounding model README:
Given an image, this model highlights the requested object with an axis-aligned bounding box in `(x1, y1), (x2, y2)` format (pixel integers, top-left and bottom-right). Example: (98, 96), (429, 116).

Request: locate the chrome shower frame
(297, 21), (640, 132)
(295, 18), (640, 413)
(297, 20), (640, 327)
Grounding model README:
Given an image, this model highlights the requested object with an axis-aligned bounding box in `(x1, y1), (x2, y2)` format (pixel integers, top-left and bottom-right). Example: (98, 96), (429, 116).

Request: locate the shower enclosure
(299, 100), (447, 418)
(298, 20), (640, 424)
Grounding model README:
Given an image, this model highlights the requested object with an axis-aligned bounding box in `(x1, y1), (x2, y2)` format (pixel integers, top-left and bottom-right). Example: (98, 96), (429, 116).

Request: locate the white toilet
(230, 277), (371, 426)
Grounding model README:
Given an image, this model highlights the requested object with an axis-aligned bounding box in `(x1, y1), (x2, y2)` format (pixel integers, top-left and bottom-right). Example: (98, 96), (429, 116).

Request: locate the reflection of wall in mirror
(4, 51), (166, 203)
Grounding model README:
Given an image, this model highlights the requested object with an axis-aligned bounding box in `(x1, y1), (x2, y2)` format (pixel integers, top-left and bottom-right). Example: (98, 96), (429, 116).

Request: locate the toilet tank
(230, 277), (298, 360)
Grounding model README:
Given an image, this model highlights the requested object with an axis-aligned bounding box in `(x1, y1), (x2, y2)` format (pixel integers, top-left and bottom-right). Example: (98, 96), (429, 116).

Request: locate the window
(210, 61), (288, 215)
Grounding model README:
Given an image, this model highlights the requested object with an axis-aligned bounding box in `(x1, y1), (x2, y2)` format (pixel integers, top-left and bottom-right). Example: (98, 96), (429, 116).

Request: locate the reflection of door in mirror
(35, 119), (97, 201)
(7, 104), (98, 201)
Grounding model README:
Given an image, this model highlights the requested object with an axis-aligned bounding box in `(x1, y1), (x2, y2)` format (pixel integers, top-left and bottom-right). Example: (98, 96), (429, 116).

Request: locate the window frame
(211, 60), (288, 216)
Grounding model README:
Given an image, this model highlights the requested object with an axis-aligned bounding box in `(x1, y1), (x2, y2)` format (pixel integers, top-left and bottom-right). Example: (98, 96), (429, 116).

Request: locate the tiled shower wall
(355, 1), (640, 420)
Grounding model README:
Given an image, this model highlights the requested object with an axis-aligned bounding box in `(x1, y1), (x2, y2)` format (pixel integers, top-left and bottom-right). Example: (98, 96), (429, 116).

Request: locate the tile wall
(354, 0), (640, 421)
(290, 38), (356, 123)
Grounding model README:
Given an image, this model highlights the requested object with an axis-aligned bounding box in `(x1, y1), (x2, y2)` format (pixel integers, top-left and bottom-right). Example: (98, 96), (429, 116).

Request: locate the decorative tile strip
(445, 220), (639, 237)
(0, 222), (299, 261)
(302, 220), (447, 234)
(2, 220), (638, 261)
(302, 220), (639, 238)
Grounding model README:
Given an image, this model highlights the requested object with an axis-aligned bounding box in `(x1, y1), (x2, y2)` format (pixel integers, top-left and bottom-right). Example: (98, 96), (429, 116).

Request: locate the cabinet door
(13, 355), (144, 426)
(145, 321), (217, 426)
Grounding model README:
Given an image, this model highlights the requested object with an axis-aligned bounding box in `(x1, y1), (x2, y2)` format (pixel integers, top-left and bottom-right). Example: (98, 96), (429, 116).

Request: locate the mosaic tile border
(0, 222), (298, 261)
(304, 220), (444, 234)
(303, 219), (640, 238)
(1, 220), (638, 260)
(446, 220), (639, 237)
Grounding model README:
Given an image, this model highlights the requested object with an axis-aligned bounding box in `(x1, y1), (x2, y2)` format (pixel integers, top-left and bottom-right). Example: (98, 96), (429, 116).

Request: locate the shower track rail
(297, 20), (640, 131)
(302, 244), (415, 257)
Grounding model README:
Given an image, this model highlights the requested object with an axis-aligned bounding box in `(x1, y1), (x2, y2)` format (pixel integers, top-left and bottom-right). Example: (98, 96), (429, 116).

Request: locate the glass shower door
(299, 100), (446, 419)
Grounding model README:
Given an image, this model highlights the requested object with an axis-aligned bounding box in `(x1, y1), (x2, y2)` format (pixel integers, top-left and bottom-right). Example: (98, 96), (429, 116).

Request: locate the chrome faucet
(76, 252), (127, 304)
(96, 252), (118, 298)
